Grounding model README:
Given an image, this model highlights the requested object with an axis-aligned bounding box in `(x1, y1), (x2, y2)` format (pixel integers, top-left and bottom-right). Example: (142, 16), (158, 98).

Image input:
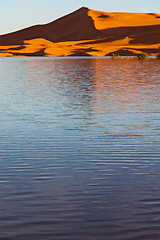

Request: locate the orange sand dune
(88, 10), (160, 29)
(0, 7), (160, 56)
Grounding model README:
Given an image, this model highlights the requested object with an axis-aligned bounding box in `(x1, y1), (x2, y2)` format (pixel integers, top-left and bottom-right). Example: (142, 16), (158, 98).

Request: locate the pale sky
(0, 0), (159, 35)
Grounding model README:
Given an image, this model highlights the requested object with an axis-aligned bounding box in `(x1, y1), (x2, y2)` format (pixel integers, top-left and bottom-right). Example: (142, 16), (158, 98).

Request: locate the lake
(0, 57), (160, 240)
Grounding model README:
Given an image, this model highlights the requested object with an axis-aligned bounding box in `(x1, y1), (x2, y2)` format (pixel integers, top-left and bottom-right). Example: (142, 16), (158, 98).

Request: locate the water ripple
(0, 58), (160, 240)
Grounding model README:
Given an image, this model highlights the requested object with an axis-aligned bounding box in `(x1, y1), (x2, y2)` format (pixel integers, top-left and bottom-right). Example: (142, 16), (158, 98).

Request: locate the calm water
(0, 57), (160, 240)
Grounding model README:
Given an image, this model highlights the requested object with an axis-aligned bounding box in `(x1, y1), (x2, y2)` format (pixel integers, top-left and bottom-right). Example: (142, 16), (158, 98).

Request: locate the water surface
(0, 57), (160, 240)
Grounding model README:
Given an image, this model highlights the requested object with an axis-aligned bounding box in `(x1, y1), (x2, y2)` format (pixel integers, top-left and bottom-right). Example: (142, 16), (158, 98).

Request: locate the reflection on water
(0, 57), (160, 240)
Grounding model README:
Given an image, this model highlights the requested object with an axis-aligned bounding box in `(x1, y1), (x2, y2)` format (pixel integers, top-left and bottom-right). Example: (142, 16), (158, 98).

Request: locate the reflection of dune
(24, 58), (96, 116)
(94, 58), (159, 108)
(0, 7), (160, 56)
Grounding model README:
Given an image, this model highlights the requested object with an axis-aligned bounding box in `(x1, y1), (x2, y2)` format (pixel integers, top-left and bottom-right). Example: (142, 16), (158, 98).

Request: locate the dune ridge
(0, 7), (160, 57)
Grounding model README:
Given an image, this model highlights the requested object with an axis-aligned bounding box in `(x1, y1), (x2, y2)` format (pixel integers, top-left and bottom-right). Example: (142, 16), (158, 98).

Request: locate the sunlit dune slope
(0, 7), (160, 56)
(88, 9), (160, 29)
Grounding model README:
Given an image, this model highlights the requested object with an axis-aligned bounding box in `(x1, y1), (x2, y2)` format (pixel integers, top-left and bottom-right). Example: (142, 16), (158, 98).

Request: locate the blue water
(0, 57), (160, 240)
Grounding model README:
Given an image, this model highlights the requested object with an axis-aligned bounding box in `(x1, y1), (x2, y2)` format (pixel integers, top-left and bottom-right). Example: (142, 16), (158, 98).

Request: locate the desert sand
(0, 7), (160, 57)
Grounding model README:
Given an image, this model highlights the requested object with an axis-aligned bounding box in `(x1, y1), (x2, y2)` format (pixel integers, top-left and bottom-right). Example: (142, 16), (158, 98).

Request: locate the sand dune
(0, 7), (160, 56)
(88, 10), (160, 29)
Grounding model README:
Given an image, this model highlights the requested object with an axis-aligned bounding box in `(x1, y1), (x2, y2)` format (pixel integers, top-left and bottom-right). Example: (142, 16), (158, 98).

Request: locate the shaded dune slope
(0, 7), (97, 45)
(0, 7), (160, 56)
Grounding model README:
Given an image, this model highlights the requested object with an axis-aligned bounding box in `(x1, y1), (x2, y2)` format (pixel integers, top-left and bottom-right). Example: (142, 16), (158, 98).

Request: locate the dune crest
(0, 7), (160, 56)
